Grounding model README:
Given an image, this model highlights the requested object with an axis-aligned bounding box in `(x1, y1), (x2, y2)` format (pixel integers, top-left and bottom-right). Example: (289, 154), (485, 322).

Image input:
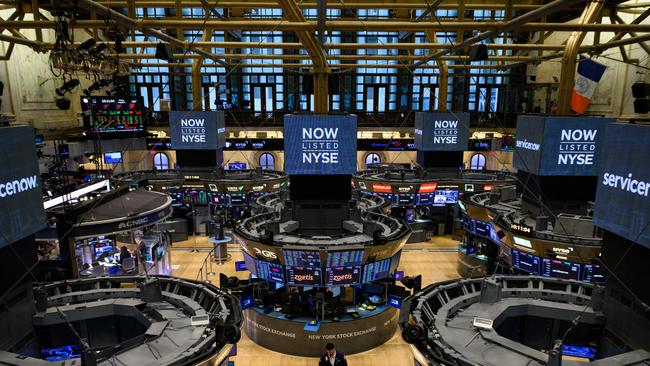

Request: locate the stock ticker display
(81, 96), (145, 133)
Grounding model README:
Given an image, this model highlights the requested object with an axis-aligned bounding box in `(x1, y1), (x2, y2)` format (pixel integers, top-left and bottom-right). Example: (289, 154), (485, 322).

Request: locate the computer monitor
(362, 258), (391, 283)
(286, 266), (322, 286)
(283, 249), (321, 267)
(41, 345), (81, 362)
(235, 261), (247, 271)
(388, 294), (402, 309)
(325, 266), (362, 286)
(103, 151), (123, 164)
(240, 294), (254, 310)
(326, 250), (364, 267)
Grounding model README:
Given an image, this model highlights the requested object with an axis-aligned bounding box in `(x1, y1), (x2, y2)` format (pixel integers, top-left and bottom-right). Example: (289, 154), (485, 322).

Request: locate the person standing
(319, 343), (347, 366)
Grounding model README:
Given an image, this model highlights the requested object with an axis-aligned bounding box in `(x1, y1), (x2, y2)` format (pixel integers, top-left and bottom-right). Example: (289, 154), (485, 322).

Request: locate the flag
(571, 57), (607, 114)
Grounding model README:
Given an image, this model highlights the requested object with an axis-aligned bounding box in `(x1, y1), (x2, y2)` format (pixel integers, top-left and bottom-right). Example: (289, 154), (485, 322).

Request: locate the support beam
(278, 0), (329, 113)
(557, 0), (605, 115)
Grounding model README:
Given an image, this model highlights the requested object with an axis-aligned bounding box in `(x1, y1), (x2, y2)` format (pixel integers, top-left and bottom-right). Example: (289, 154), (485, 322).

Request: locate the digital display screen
(169, 111), (226, 150)
(388, 295), (402, 309)
(228, 163), (247, 170)
(562, 345), (596, 359)
(325, 266), (361, 286)
(255, 261), (284, 283)
(243, 251), (257, 276)
(417, 193), (435, 205)
(397, 194), (416, 206)
(542, 259), (581, 280)
(433, 190), (458, 205)
(362, 258), (391, 283)
(489, 225), (501, 244)
(41, 345), (81, 362)
(583, 264), (605, 282)
(593, 123), (650, 248)
(326, 250), (364, 267)
(228, 193), (247, 206)
(389, 250), (401, 275)
(286, 266), (322, 286)
(94, 244), (114, 257)
(471, 219), (491, 238)
(284, 114), (357, 175)
(513, 116), (545, 175)
(0, 126), (47, 248)
(103, 151), (123, 164)
(283, 249), (321, 267)
(81, 96), (145, 133)
(414, 112), (470, 151)
(35, 134), (45, 147)
(511, 249), (541, 275)
(240, 294), (254, 310)
(235, 261), (247, 271)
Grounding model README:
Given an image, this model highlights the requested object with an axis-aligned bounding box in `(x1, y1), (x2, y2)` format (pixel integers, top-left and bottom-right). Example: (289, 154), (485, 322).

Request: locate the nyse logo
(398, 186), (414, 193)
(301, 127), (340, 164)
(433, 120), (459, 145)
(558, 129), (597, 165)
(552, 247), (573, 255)
(180, 118), (206, 143)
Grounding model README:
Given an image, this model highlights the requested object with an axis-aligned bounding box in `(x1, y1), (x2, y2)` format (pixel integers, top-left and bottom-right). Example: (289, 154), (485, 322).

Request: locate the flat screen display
(325, 266), (361, 286)
(283, 114), (357, 175)
(388, 295), (403, 309)
(433, 190), (458, 205)
(0, 126), (46, 248)
(255, 261), (284, 283)
(81, 96), (145, 133)
(471, 219), (491, 238)
(41, 345), (81, 361)
(286, 266), (322, 286)
(397, 194), (416, 206)
(593, 123), (650, 248)
(583, 264), (605, 283)
(169, 110), (226, 150)
(103, 151), (123, 164)
(414, 112), (470, 151)
(326, 250), (364, 267)
(511, 249), (541, 275)
(228, 163), (247, 170)
(417, 193), (434, 205)
(362, 258), (391, 283)
(542, 259), (581, 280)
(240, 294), (254, 310)
(235, 261), (247, 271)
(283, 249), (321, 267)
(562, 345), (596, 359)
(389, 250), (401, 275)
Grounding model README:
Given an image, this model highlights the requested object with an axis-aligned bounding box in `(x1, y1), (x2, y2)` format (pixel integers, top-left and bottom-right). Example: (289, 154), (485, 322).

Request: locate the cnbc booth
(233, 115), (412, 357)
(457, 116), (613, 279)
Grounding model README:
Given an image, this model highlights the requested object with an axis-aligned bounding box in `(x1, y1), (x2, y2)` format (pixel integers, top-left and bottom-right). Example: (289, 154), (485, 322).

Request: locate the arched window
(153, 152), (169, 170)
(365, 153), (381, 167)
(259, 153), (275, 170)
(470, 153), (487, 170)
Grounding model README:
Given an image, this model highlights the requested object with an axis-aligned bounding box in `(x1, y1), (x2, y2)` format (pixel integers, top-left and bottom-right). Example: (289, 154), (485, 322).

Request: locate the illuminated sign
(414, 112), (470, 151)
(254, 247), (278, 260)
(184, 175), (200, 181)
(510, 223), (533, 236)
(170, 111), (226, 150)
(373, 183), (392, 193)
(552, 247), (573, 255)
(513, 236), (533, 249)
(418, 183), (438, 193)
(252, 185), (265, 192)
(398, 186), (414, 193)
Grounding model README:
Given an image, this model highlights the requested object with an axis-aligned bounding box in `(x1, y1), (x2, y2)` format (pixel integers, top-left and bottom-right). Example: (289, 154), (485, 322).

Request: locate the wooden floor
(170, 235), (462, 366)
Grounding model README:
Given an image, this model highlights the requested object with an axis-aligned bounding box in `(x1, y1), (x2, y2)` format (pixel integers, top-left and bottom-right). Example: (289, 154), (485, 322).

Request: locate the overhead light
(91, 43), (107, 55)
(55, 79), (80, 96)
(56, 98), (71, 110)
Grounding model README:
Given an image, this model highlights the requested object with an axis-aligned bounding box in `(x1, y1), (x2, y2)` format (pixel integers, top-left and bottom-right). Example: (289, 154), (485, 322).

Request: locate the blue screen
(326, 250), (364, 267)
(235, 261), (247, 271)
(283, 114), (357, 175)
(414, 112), (470, 151)
(240, 294), (254, 310)
(542, 258), (581, 280)
(562, 345), (596, 359)
(594, 123), (650, 248)
(362, 258), (391, 283)
(434, 190), (458, 205)
(104, 152), (122, 164)
(255, 261), (284, 283)
(41, 345), (80, 361)
(228, 163), (247, 170)
(511, 249), (541, 275)
(283, 249), (321, 267)
(388, 295), (402, 309)
(169, 111), (226, 150)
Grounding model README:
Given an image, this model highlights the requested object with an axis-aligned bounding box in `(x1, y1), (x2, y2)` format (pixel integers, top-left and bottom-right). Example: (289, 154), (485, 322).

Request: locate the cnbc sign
(169, 111), (226, 150)
(284, 114), (357, 175)
(594, 123), (650, 248)
(514, 116), (612, 176)
(414, 112), (470, 151)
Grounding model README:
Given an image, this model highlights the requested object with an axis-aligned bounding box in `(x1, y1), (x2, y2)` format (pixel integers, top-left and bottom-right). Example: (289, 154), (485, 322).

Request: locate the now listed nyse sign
(284, 114), (357, 175)
(414, 112), (470, 151)
(169, 111), (226, 150)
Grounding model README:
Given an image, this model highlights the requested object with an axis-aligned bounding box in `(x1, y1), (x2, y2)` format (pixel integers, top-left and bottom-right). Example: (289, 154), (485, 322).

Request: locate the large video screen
(414, 112), (470, 151)
(513, 116), (545, 174)
(511, 249), (541, 275)
(325, 266), (361, 286)
(169, 111), (226, 150)
(326, 250), (364, 267)
(0, 126), (46, 248)
(542, 259), (581, 281)
(81, 96), (145, 134)
(284, 114), (357, 175)
(538, 117), (611, 176)
(283, 249), (321, 267)
(286, 266), (322, 286)
(593, 123), (650, 248)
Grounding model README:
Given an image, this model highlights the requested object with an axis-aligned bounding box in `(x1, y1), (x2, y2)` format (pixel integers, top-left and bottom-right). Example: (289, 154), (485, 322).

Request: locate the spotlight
(56, 98), (71, 110)
(55, 79), (80, 96)
(402, 324), (425, 344)
(91, 43), (107, 54)
(77, 38), (97, 52)
(114, 32), (125, 53)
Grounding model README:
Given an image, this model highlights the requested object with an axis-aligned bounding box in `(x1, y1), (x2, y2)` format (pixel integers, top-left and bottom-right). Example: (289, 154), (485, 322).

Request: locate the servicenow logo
(602, 172), (650, 196)
(0, 175), (39, 198)
(558, 129), (597, 165)
(516, 139), (541, 151)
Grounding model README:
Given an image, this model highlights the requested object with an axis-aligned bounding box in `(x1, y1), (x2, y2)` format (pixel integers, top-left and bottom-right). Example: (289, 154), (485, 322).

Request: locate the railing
(196, 246), (218, 284)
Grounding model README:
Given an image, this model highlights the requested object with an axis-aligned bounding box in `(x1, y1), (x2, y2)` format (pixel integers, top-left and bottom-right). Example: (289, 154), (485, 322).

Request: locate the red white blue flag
(572, 57), (607, 114)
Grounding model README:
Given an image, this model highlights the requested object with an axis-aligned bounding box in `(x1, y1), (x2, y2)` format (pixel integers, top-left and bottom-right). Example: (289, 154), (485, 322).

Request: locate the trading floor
(169, 236), (460, 366)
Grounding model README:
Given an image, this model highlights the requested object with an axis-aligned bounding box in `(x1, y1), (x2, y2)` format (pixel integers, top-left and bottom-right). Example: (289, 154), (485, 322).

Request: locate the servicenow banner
(414, 112), (470, 151)
(284, 114), (357, 175)
(169, 111), (225, 150)
(594, 123), (650, 248)
(0, 126), (46, 248)
(514, 116), (612, 176)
